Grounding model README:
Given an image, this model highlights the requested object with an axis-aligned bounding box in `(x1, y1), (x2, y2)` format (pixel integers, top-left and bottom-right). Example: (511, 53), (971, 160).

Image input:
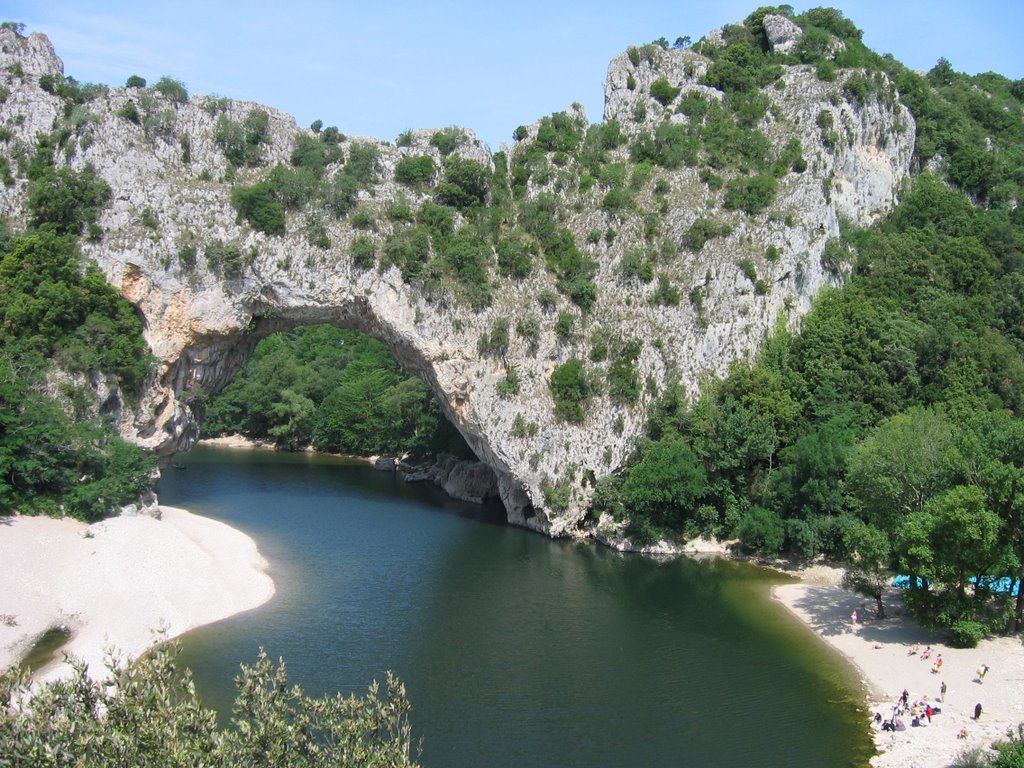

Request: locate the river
(157, 446), (872, 767)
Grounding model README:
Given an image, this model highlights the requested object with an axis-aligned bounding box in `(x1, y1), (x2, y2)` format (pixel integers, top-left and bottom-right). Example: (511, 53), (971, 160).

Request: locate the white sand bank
(774, 576), (1024, 767)
(0, 506), (274, 683)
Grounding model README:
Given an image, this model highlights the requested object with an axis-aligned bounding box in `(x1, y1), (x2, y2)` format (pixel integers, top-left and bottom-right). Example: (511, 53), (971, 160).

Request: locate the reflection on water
(159, 447), (872, 768)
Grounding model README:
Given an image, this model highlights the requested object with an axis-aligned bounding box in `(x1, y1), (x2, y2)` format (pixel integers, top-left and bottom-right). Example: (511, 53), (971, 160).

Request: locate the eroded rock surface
(0, 25), (914, 540)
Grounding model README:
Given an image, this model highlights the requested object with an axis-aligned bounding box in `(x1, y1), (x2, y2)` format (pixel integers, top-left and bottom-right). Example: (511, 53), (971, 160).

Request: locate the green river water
(157, 446), (873, 767)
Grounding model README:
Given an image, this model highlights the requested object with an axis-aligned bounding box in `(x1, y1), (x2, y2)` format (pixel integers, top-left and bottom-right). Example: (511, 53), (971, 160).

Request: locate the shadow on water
(21, 626), (72, 673)
(160, 446), (874, 768)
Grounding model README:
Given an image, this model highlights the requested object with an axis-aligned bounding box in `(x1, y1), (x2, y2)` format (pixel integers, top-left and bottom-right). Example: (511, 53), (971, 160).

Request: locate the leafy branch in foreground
(0, 642), (419, 768)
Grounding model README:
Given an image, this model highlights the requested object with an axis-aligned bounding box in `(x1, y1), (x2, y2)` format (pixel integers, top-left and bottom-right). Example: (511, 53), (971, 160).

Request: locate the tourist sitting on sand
(958, 727), (969, 739)
(931, 655), (943, 673)
(921, 646), (932, 660)
(908, 643), (920, 655)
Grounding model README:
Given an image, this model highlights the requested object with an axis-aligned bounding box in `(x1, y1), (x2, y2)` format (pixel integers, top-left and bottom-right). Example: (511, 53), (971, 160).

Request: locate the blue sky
(4, 1), (1022, 150)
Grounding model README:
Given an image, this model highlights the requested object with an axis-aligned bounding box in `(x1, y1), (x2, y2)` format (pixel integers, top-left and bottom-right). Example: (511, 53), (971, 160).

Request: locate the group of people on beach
(872, 641), (991, 741)
(875, 686), (941, 732)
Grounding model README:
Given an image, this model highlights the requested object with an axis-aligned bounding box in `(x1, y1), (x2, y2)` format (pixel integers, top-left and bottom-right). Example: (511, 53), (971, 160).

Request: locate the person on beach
(908, 643), (920, 655)
(925, 704), (933, 723)
(974, 702), (983, 720)
(940, 680), (947, 701)
(901, 689), (909, 708)
(931, 654), (943, 673)
(977, 664), (989, 683)
(851, 609), (859, 625)
(922, 646), (932, 660)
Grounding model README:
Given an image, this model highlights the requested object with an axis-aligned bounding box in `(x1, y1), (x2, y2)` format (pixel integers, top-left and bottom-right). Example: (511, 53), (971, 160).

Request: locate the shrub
(737, 506), (785, 553)
(496, 235), (534, 278)
(394, 155), (436, 187)
(550, 358), (591, 422)
(323, 173), (359, 218)
(27, 165), (111, 236)
(723, 175), (777, 214)
(683, 218), (730, 251)
(650, 78), (681, 106)
(116, 101), (141, 125)
(351, 235), (376, 269)
(344, 142), (381, 187)
(215, 110), (271, 168)
(948, 618), (986, 649)
(620, 248), (654, 282)
(477, 318), (510, 358)
(231, 181), (286, 235)
(436, 156), (490, 210)
(429, 126), (467, 156)
(650, 275), (680, 306)
(152, 76), (188, 102)
(516, 314), (541, 354)
(291, 133), (343, 177)
(125, 74), (146, 88)
(496, 364), (521, 396)
(608, 341), (641, 404)
(554, 311), (576, 343)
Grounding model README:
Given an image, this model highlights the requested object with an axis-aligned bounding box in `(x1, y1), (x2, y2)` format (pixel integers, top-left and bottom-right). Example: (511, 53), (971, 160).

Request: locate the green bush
(429, 126), (467, 156)
(394, 155), (436, 187)
(0, 642), (418, 767)
(436, 156), (490, 211)
(350, 235), (376, 269)
(550, 358), (591, 423)
(291, 133), (343, 177)
(231, 181), (286, 235)
(723, 174), (777, 214)
(496, 235), (534, 278)
(344, 142), (381, 187)
(948, 618), (986, 648)
(477, 318), (510, 358)
(125, 74), (146, 88)
(151, 76), (188, 102)
(650, 78), (682, 106)
(737, 506), (785, 553)
(26, 165), (111, 236)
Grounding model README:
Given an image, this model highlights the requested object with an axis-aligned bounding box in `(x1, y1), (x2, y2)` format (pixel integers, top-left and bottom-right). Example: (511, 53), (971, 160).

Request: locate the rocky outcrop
(404, 454), (500, 505)
(0, 22), (915, 540)
(762, 14), (803, 55)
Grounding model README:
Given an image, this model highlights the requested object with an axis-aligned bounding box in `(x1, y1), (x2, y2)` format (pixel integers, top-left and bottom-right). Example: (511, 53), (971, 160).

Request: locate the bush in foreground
(0, 642), (419, 767)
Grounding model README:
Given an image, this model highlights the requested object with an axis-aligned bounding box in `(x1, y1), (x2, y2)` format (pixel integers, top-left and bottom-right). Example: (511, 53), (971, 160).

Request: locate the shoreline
(771, 565), (1024, 767)
(0, 506), (274, 683)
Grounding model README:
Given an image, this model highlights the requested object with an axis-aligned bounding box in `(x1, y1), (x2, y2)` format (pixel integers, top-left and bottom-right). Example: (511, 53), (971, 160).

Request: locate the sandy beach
(774, 569), (1024, 767)
(0, 506), (274, 683)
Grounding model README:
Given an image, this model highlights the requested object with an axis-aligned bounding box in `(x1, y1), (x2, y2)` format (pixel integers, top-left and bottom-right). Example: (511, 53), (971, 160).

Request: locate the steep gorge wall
(0, 21), (914, 540)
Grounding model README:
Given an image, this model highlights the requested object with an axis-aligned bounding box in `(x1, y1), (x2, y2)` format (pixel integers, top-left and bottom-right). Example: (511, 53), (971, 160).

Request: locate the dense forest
(0, 140), (155, 522)
(202, 324), (468, 458)
(590, 8), (1024, 646)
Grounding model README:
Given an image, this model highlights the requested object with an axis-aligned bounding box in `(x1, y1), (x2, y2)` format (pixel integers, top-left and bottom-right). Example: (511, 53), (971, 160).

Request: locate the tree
(152, 76), (188, 103)
(842, 520), (891, 618)
(125, 74), (146, 88)
(620, 437), (707, 532)
(846, 407), (954, 534)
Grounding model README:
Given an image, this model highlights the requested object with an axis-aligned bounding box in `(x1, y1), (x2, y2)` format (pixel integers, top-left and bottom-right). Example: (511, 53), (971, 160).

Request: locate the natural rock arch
(0, 27), (915, 541)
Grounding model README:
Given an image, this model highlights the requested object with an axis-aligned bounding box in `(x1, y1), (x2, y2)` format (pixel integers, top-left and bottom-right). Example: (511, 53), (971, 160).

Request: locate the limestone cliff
(0, 21), (914, 541)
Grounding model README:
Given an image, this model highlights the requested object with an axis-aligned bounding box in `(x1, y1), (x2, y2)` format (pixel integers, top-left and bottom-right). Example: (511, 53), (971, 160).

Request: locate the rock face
(0, 24), (915, 541)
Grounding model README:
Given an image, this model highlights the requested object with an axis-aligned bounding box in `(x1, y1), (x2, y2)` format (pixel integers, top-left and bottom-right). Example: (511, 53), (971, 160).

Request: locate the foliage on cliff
(0, 157), (156, 521)
(0, 642), (419, 768)
(594, 10), (1024, 643)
